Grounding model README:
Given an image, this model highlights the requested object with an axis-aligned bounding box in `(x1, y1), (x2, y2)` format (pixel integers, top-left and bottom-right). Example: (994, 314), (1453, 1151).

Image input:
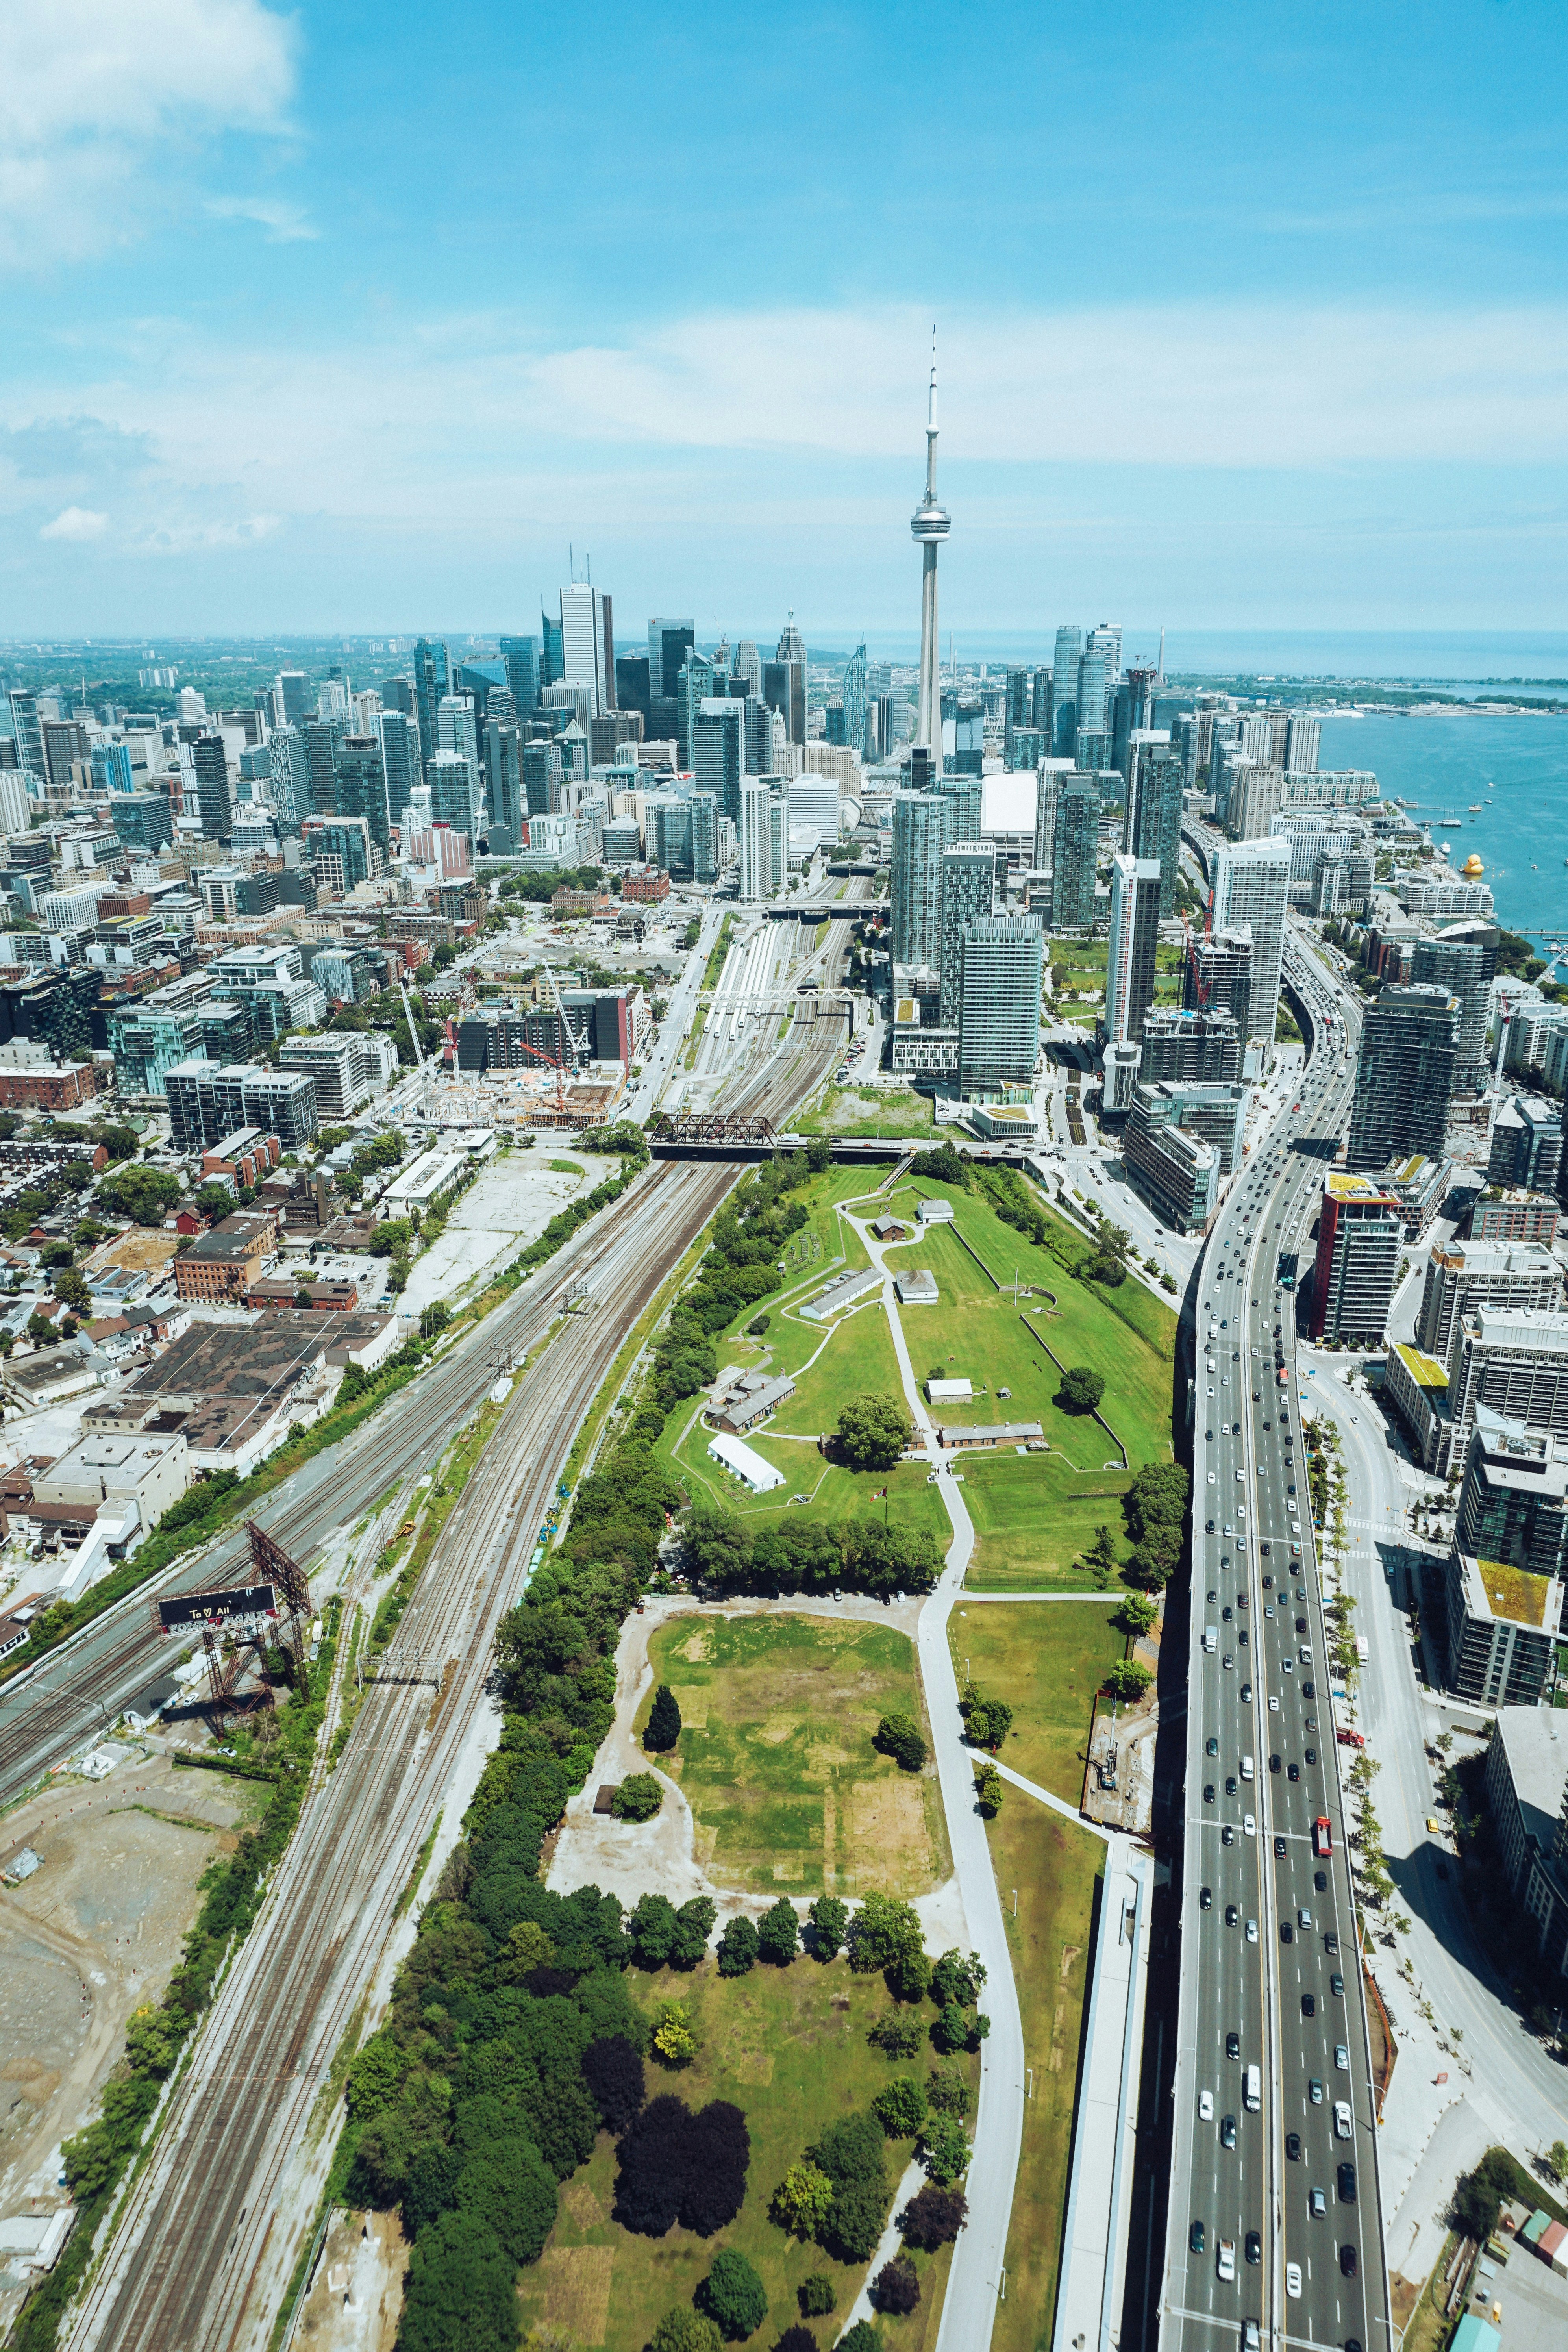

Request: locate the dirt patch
(296, 2209), (409, 2352)
(539, 2243), (615, 2342)
(0, 1748), (258, 2211)
(560, 2179), (606, 2232)
(87, 1229), (180, 1274)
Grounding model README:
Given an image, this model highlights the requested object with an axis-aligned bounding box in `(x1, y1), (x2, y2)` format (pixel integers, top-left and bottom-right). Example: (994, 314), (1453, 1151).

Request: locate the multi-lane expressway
(1161, 928), (1392, 2352)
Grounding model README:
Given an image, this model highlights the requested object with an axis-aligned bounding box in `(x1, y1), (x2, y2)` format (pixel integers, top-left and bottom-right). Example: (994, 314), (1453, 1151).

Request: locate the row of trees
(680, 1504), (943, 1599)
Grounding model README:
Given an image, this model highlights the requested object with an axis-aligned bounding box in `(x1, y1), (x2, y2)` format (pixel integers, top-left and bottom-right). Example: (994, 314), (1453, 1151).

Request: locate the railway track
(61, 1011), (844, 2352)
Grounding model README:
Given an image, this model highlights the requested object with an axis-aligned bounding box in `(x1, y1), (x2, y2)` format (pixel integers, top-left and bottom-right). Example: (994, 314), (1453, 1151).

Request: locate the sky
(3, 0), (1568, 644)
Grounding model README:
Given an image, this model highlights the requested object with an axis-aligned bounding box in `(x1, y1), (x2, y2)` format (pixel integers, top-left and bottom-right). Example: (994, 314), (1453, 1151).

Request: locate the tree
(717, 1916), (759, 1976)
(1087, 1522), (1120, 1584)
(650, 2313), (724, 2352)
(1114, 1593), (1158, 1637)
(874, 1713), (928, 1773)
(644, 1683), (682, 1752)
(808, 1894), (849, 1959)
(420, 1300), (452, 1339)
(652, 2000), (698, 2068)
(26, 1310), (57, 1346)
(925, 2065), (970, 2116)
(929, 1950), (986, 2007)
(681, 2100), (751, 2235)
(1103, 1659), (1153, 1702)
(396, 2209), (518, 2352)
(670, 1895), (717, 1970)
(772, 2158), (835, 2237)
(1057, 1365), (1105, 1414)
(838, 2328), (882, 2352)
(1545, 2140), (1568, 2185)
(193, 1180), (237, 1221)
(900, 2182), (969, 2249)
(846, 1893), (925, 1980)
(582, 2033), (646, 2132)
(798, 2274), (837, 2317)
(52, 1264), (91, 1314)
(96, 1164), (180, 1226)
(868, 2011), (926, 2058)
(629, 1893), (678, 1969)
(874, 2254), (920, 2315)
(773, 2333), (821, 2352)
(974, 1763), (1003, 1817)
(700, 2247), (768, 2340)
(959, 1690), (1013, 1751)
(919, 2112), (972, 2183)
(613, 1772), (664, 1821)
(757, 1898), (800, 1965)
(872, 2078), (928, 2137)
(836, 1392), (913, 1472)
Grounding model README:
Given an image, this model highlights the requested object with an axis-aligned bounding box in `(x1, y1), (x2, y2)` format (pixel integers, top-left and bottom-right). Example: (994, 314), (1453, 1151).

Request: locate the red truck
(1336, 1728), (1365, 1750)
(1313, 1815), (1333, 1858)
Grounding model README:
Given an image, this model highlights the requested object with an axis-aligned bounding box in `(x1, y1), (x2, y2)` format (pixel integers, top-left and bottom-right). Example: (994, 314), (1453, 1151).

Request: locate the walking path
(847, 1211), (1027, 2352)
(991, 1754), (1115, 1841)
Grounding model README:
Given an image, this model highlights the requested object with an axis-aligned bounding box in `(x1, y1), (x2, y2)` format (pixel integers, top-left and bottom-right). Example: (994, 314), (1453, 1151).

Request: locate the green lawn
(796, 1083), (937, 1137)
(948, 1601), (1126, 1802)
(657, 1402), (951, 1540)
(983, 1806), (1103, 2352)
(640, 1613), (950, 1896)
(766, 1299), (905, 1435)
(514, 1954), (976, 2352)
(959, 1452), (1133, 1591)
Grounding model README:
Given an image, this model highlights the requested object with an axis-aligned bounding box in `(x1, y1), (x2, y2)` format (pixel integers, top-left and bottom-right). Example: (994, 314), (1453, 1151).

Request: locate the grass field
(514, 1954), (976, 2352)
(766, 1300), (905, 1435)
(657, 1404), (952, 1539)
(640, 1612), (951, 1896)
(796, 1083), (937, 1137)
(983, 1805), (1103, 2352)
(948, 1602), (1125, 1803)
(959, 1452), (1134, 1591)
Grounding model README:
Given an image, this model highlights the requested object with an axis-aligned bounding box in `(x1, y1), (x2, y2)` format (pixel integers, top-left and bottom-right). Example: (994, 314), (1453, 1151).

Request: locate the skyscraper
(1105, 855), (1162, 1045)
(1033, 759), (1076, 875)
(1184, 925), (1255, 1039)
(1209, 837), (1291, 1041)
(958, 916), (1044, 1095)
(677, 650), (718, 769)
(842, 643), (868, 760)
(412, 639), (450, 777)
(1130, 743), (1185, 917)
(540, 609), (565, 693)
(269, 726), (309, 832)
(1411, 922), (1499, 1091)
(739, 778), (775, 900)
(911, 341), (951, 754)
(334, 735), (391, 859)
(939, 841), (996, 1023)
(191, 732), (233, 839)
(690, 792), (720, 886)
(377, 712), (420, 830)
(1052, 627), (1082, 756)
(761, 658), (801, 747)
(774, 619), (807, 744)
(731, 641), (763, 698)
(275, 670), (311, 727)
(891, 790), (950, 970)
(1086, 623), (1122, 683)
(428, 750), (477, 845)
(560, 583), (615, 717)
(1346, 984), (1461, 1168)
(1051, 773), (1100, 930)
(1075, 648), (1108, 747)
(486, 721), (525, 853)
(648, 619), (695, 704)
(499, 635), (541, 718)
(694, 699), (747, 824)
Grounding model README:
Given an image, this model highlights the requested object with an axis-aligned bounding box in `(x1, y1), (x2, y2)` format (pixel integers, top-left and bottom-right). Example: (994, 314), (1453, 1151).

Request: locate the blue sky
(3, 0), (1568, 643)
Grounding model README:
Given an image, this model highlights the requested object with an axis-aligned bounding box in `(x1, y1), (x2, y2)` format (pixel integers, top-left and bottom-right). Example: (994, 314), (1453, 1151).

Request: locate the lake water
(1318, 714), (1568, 940)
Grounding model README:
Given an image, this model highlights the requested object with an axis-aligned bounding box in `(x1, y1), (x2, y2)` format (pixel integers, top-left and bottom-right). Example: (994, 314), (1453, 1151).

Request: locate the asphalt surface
(1163, 928), (1393, 2352)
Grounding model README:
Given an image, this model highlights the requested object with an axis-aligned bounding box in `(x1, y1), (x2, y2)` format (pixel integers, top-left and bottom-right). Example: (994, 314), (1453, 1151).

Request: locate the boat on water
(1468, 803), (1483, 811)
(1438, 817), (1463, 829)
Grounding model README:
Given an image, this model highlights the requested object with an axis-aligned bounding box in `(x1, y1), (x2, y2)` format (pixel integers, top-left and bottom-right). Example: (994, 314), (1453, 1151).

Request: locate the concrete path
(959, 1591), (1121, 1604)
(991, 1754), (1115, 1842)
(835, 2155), (925, 2341)
(844, 1211), (1026, 2352)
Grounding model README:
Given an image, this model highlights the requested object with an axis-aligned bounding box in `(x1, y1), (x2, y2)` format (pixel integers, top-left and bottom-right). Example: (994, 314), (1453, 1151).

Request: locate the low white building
(706, 1432), (785, 1493)
(927, 1375), (973, 1402)
(800, 1266), (881, 1322)
(916, 1197), (955, 1224)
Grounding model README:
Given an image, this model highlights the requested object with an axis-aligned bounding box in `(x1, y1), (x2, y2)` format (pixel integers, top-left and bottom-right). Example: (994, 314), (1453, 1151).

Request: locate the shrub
(798, 2274), (837, 2317)
(872, 2078), (928, 2137)
(974, 1763), (1003, 1816)
(1057, 1365), (1105, 1413)
(1103, 1659), (1153, 1702)
(650, 2313), (724, 2352)
(717, 1916), (759, 1976)
(652, 2000), (698, 2068)
(900, 2181), (969, 2249)
(700, 2247), (768, 2339)
(757, 1898), (800, 1965)
(837, 2323), (882, 2352)
(645, 1683), (683, 1752)
(807, 1894), (848, 1959)
(873, 2254), (920, 2315)
(835, 1393), (913, 1471)
(773, 2332), (821, 2352)
(873, 1713), (927, 1772)
(613, 1772), (664, 1821)
(746, 1313), (771, 1335)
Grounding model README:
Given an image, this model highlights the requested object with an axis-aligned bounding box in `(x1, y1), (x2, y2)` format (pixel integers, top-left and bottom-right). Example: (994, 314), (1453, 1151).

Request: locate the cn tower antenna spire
(912, 324), (950, 759)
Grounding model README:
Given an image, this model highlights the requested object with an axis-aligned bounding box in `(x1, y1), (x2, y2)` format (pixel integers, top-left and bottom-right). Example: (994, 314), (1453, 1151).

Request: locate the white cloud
(208, 196), (320, 243)
(0, 0), (299, 267)
(39, 504), (108, 540)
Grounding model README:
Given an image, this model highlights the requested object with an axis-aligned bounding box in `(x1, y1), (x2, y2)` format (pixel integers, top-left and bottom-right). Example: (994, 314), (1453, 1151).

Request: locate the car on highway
(1243, 1812), (1256, 1836)
(1245, 2231), (1261, 2266)
(1309, 2076), (1324, 2104)
(1226, 2031), (1240, 2059)
(1334, 2101), (1352, 2140)
(1199, 1884), (1213, 1909)
(1190, 2219), (1205, 2253)
(1217, 2237), (1236, 2281)
(1200, 2089), (1214, 2119)
(1274, 1835), (1287, 1856)
(1341, 2242), (1358, 2276)
(1222, 1824), (1235, 1846)
(1286, 2261), (1302, 2298)
(1224, 1902), (1237, 1924)
(1335, 2041), (1350, 2069)
(1286, 2131), (1301, 2160)
(1205, 1783), (1216, 1804)
(1310, 2185), (1326, 2217)
(1302, 1993), (1317, 2017)
(1245, 1917), (1257, 1942)
(1281, 1920), (1294, 1943)
(1332, 1972), (1345, 1997)
(1221, 2112), (1237, 2148)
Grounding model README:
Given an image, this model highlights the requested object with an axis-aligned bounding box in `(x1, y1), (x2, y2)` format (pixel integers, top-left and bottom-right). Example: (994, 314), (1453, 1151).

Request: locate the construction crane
(539, 960), (590, 1070)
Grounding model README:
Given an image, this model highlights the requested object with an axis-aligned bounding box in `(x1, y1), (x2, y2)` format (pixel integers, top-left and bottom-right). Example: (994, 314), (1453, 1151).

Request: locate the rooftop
(1491, 1704), (1568, 1854)
(1474, 1556), (1555, 1628)
(1326, 1170), (1400, 1204)
(1392, 1341), (1449, 1391)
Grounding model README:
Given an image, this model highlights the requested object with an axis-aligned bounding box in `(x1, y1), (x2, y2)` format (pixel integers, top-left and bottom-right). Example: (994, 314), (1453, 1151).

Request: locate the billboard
(157, 1583), (279, 1636)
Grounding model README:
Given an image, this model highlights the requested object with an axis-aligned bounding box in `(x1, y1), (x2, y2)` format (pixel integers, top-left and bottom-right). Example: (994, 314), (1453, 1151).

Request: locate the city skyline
(4, 2), (1568, 635)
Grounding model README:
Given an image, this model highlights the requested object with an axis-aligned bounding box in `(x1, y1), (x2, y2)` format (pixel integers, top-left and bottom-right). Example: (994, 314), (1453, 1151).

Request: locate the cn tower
(911, 331), (950, 754)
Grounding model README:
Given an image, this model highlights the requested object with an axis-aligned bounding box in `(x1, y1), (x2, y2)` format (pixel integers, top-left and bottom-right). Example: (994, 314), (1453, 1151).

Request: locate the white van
(1240, 1754), (1254, 1782)
(1244, 2064), (1261, 2113)
(1203, 1627), (1218, 1654)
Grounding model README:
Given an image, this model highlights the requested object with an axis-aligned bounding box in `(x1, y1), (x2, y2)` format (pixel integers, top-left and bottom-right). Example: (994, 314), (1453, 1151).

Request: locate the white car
(1335, 2043), (1350, 2071)
(1286, 2262), (1302, 2299)
(1200, 2088), (1214, 2120)
(1217, 2238), (1236, 2283)
(1208, 1472), (1217, 1485)
(1236, 1469), (1245, 1482)
(1268, 1695), (1280, 1713)
(1245, 1918), (1258, 1944)
(1334, 2099), (1352, 2139)
(1244, 1813), (1256, 1837)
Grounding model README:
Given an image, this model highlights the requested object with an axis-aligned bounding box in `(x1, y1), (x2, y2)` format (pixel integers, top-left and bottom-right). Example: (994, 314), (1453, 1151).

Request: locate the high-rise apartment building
(958, 915), (1043, 1095)
(1130, 741), (1185, 915)
(333, 735), (390, 858)
(1411, 922), (1498, 1091)
(275, 670), (311, 727)
(378, 711), (420, 830)
(1051, 774), (1100, 931)
(1284, 713), (1320, 773)
(1308, 1172), (1403, 1342)
(648, 619), (695, 706)
(427, 750), (477, 845)
(677, 650), (718, 770)
(1209, 839), (1290, 1041)
(1183, 924), (1254, 1039)
(191, 732), (233, 839)
(485, 722), (525, 853)
(1488, 1095), (1563, 1194)
(1137, 1007), (1241, 1086)
(1052, 628), (1082, 756)
(739, 778), (787, 900)
(891, 790), (950, 970)
(842, 643), (868, 758)
(499, 635), (540, 718)
(1417, 1239), (1562, 1361)
(939, 841), (996, 1023)
(690, 792), (720, 886)
(694, 699), (747, 824)
(412, 640), (450, 777)
(1347, 983), (1461, 1168)
(1075, 649), (1108, 748)
(1104, 855), (1162, 1045)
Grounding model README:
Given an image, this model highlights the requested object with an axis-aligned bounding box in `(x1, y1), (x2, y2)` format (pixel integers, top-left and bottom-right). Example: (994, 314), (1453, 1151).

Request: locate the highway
(1161, 921), (1392, 2352)
(54, 913), (855, 2352)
